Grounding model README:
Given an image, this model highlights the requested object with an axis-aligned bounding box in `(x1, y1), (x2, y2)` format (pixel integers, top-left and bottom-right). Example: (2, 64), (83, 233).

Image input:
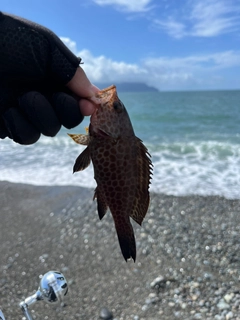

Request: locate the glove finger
(0, 119), (8, 139)
(19, 91), (61, 137)
(53, 92), (84, 129)
(3, 108), (40, 145)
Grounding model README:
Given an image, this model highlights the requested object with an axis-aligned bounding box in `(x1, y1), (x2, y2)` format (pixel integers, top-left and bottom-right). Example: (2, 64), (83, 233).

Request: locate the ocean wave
(1, 139), (240, 199)
(151, 141), (240, 199)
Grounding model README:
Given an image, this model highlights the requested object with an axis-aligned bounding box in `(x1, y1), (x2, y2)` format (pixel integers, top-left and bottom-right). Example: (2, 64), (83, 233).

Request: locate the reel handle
(19, 270), (68, 320)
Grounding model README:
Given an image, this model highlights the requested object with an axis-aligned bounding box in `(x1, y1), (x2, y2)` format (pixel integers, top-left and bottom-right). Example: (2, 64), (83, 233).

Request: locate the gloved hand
(0, 11), (97, 144)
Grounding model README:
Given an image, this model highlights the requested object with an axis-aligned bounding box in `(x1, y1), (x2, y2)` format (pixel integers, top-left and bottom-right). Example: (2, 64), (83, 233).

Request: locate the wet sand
(0, 181), (240, 320)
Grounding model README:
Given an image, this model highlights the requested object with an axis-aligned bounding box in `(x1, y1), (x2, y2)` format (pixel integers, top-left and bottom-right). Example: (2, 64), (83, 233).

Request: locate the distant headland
(95, 82), (159, 92)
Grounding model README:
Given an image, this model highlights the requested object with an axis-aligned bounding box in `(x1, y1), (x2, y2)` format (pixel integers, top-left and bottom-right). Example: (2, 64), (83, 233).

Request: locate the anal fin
(115, 219), (136, 262)
(93, 187), (108, 220)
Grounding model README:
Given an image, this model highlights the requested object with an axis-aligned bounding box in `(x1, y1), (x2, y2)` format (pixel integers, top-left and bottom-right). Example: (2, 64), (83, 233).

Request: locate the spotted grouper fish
(68, 85), (152, 261)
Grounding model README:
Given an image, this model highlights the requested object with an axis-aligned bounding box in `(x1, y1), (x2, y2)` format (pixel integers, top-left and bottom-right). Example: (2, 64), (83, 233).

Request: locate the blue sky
(2, 0), (240, 91)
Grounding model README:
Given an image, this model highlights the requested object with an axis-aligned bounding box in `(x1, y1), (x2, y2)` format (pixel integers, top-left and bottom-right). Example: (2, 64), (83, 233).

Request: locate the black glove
(0, 12), (84, 144)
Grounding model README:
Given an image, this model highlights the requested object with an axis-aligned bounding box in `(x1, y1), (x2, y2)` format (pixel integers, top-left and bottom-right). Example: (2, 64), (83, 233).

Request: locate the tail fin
(115, 219), (136, 262)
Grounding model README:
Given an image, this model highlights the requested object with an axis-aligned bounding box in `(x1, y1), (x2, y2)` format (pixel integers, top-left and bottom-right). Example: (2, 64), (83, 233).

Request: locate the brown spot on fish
(69, 85), (153, 261)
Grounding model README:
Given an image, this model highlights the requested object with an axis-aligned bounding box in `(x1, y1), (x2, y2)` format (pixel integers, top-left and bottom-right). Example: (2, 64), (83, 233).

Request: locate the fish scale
(68, 85), (152, 261)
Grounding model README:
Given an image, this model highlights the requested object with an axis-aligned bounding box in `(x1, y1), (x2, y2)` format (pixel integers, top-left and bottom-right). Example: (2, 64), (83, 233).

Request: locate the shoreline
(1, 181), (240, 319)
(1, 179), (240, 201)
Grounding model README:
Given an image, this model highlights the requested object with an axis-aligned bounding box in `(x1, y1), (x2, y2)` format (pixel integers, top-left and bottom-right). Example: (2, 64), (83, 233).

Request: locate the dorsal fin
(129, 137), (153, 225)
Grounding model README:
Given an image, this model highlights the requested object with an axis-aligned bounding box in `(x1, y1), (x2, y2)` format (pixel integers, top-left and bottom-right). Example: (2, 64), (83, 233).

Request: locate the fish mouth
(89, 85), (117, 105)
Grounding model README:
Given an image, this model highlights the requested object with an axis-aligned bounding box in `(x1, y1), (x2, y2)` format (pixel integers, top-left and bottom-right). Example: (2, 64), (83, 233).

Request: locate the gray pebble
(150, 276), (165, 288)
(224, 293), (234, 303)
(225, 311), (234, 320)
(216, 299), (230, 310)
(214, 315), (224, 320)
(99, 307), (113, 320)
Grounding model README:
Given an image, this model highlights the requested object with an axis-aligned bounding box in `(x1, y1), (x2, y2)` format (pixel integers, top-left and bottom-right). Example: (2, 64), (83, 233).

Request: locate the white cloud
(154, 0), (240, 38)
(92, 0), (153, 12)
(143, 51), (240, 89)
(76, 49), (148, 83)
(144, 51), (240, 70)
(61, 37), (240, 90)
(190, 0), (240, 37)
(153, 18), (186, 39)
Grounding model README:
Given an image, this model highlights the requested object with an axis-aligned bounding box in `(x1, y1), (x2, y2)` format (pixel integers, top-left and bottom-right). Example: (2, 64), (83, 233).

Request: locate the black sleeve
(0, 11), (81, 88)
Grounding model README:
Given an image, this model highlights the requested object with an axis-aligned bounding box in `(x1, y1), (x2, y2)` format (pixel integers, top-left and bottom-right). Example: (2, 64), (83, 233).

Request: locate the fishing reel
(19, 270), (68, 320)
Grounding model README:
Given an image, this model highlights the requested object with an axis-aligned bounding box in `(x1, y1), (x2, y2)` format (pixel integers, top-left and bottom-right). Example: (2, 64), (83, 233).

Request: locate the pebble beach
(1, 180), (240, 320)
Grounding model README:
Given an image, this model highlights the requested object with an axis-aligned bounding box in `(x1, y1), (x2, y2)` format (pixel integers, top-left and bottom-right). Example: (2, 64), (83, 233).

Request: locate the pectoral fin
(68, 133), (90, 145)
(73, 147), (91, 172)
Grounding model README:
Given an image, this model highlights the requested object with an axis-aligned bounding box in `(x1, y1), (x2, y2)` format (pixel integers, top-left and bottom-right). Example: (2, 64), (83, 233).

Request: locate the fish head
(90, 85), (134, 139)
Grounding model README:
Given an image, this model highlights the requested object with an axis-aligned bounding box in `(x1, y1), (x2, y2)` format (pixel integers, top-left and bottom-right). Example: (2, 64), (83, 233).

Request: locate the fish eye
(113, 101), (124, 113)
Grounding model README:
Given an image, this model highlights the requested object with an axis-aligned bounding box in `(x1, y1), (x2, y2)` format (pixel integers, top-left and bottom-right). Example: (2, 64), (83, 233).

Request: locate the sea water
(1, 90), (240, 199)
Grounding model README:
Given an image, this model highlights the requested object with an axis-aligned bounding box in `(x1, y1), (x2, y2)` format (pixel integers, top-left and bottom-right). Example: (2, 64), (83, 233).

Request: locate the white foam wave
(1, 139), (240, 199)
(151, 141), (240, 199)
(0, 138), (96, 188)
